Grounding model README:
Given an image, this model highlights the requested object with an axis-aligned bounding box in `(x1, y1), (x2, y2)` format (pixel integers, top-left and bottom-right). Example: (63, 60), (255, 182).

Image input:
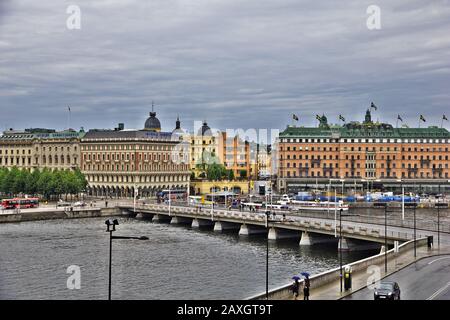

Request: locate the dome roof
(144, 111), (161, 132)
(198, 121), (211, 136)
(172, 116), (185, 135)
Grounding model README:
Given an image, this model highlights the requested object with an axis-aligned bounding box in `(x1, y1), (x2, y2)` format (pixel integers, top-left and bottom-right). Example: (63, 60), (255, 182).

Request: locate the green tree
(239, 169), (247, 179)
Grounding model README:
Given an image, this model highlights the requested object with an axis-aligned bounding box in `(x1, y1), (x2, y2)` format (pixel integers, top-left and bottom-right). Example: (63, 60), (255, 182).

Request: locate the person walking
(303, 276), (310, 300)
(291, 279), (300, 300)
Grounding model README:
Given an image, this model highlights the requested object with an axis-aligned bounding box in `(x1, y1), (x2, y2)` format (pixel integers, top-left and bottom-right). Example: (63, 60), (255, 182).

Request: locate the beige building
(80, 112), (191, 198)
(0, 128), (84, 171)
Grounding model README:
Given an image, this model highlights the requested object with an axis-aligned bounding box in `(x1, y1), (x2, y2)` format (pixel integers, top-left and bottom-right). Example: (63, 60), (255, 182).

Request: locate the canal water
(0, 217), (377, 299)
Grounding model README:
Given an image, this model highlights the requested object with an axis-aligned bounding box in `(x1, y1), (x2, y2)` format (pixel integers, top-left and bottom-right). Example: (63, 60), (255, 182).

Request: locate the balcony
(311, 159), (321, 167)
(407, 168), (418, 174)
(432, 167), (443, 173)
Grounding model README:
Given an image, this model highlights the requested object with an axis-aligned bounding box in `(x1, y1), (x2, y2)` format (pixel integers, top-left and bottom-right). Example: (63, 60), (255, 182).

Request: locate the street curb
(336, 251), (450, 300)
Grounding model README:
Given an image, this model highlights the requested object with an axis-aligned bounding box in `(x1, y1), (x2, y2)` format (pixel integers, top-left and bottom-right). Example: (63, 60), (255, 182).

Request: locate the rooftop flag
(293, 114), (299, 121)
(397, 115), (403, 122)
(420, 114), (426, 122)
(316, 114), (321, 121)
(370, 102), (377, 110)
(339, 114), (345, 122)
(443, 114), (448, 121)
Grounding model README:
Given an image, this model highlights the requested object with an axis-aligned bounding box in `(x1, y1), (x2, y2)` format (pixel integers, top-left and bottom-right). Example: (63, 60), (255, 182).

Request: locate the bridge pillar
(191, 218), (214, 228)
(299, 231), (313, 245)
(238, 224), (267, 236)
(213, 221), (240, 232)
(338, 238), (349, 251)
(170, 216), (192, 225)
(269, 228), (300, 240)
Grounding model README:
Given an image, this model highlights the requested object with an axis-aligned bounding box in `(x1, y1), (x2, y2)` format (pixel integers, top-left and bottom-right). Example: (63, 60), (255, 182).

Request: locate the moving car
(374, 281), (401, 300)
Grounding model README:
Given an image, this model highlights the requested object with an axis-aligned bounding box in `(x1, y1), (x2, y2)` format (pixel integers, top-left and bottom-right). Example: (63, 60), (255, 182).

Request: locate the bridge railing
(246, 237), (430, 300)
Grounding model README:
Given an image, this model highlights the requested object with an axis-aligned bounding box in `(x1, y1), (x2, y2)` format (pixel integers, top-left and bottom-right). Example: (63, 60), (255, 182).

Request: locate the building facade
(220, 132), (251, 179)
(277, 110), (450, 193)
(80, 112), (191, 198)
(0, 128), (84, 171)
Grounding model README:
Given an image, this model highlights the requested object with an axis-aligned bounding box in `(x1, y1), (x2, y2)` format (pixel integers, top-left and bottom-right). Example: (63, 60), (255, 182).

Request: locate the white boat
(289, 200), (349, 211)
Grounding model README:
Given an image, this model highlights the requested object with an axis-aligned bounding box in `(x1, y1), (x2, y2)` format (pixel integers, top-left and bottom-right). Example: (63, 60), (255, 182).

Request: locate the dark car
(374, 281), (401, 300)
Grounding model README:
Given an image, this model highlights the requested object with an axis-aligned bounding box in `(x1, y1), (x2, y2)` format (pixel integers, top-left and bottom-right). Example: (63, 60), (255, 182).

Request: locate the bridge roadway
(343, 255), (450, 300)
(120, 203), (443, 247)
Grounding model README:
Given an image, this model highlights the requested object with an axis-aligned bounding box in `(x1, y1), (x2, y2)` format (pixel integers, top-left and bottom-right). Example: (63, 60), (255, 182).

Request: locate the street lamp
(338, 208), (353, 293)
(435, 202), (448, 248)
(264, 205), (284, 300)
(105, 219), (149, 300)
(405, 202), (417, 257)
(374, 202), (388, 273)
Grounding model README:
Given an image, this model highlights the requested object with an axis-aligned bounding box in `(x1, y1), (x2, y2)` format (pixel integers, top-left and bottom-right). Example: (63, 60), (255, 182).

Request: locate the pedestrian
(291, 279), (300, 300)
(303, 277), (310, 300)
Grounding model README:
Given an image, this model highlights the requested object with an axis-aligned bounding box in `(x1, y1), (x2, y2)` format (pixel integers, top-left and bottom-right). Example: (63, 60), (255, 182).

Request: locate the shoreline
(0, 207), (124, 224)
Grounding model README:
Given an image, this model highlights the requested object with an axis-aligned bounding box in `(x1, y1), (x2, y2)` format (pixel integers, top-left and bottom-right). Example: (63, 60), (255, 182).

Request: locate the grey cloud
(0, 0), (449, 133)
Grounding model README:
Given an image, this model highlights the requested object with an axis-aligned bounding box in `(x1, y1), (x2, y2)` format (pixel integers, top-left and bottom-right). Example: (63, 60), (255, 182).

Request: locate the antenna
(152, 101), (154, 112)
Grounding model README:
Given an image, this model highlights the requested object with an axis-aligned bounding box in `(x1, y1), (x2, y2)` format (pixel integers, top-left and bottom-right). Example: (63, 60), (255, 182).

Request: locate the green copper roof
(280, 125), (450, 139)
(0, 130), (85, 141)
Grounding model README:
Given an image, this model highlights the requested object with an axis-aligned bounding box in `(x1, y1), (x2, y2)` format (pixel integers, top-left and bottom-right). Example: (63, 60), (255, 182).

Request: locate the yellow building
(190, 121), (219, 178)
(190, 179), (249, 195)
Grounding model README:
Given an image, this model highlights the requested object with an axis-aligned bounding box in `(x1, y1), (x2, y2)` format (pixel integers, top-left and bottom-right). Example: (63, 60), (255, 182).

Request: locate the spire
(175, 115), (181, 129)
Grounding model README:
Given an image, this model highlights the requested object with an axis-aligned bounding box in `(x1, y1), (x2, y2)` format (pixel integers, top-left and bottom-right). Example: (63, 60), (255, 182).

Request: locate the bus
(158, 189), (187, 200)
(1, 198), (40, 209)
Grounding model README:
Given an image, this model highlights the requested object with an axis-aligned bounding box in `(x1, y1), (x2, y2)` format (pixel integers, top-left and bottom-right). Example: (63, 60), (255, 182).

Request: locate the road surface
(343, 255), (450, 300)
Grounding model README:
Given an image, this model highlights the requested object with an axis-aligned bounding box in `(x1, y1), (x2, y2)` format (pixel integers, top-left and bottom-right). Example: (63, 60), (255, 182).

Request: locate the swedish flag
(293, 114), (299, 121)
(397, 115), (403, 122)
(420, 115), (426, 122)
(443, 115), (448, 121)
(370, 102), (377, 110)
(339, 114), (345, 122)
(316, 114), (321, 121)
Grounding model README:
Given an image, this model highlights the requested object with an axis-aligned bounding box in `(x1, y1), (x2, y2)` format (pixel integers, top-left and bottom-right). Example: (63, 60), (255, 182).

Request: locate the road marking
(427, 282), (450, 300)
(427, 256), (450, 265)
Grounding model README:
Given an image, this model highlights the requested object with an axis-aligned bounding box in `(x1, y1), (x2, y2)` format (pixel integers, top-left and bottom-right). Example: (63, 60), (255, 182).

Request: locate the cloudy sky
(1, 0), (449, 134)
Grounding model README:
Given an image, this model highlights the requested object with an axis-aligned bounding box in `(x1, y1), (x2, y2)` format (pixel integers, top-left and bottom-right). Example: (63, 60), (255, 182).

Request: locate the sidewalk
(289, 245), (450, 300)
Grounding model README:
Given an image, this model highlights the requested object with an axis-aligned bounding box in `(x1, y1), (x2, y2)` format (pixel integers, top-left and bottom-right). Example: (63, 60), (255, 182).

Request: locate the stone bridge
(119, 204), (434, 250)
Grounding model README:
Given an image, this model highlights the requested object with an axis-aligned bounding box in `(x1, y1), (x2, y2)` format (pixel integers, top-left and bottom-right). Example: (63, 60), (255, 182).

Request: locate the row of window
(83, 163), (189, 172)
(282, 171), (449, 179)
(87, 174), (189, 183)
(0, 155), (76, 166)
(281, 146), (449, 152)
(280, 138), (449, 143)
(82, 144), (172, 151)
(0, 146), (77, 155)
(281, 154), (449, 161)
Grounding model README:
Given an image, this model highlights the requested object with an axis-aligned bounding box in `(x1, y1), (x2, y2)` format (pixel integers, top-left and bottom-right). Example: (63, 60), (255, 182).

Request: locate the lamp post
(435, 202), (448, 248)
(374, 202), (388, 273)
(338, 208), (353, 293)
(265, 210), (269, 300)
(405, 202), (417, 257)
(264, 203), (283, 300)
(339, 208), (342, 292)
(105, 219), (149, 300)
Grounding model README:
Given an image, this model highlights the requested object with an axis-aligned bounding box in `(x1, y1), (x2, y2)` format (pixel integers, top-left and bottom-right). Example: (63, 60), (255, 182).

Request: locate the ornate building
(277, 109), (450, 193)
(80, 111), (190, 198)
(0, 128), (84, 171)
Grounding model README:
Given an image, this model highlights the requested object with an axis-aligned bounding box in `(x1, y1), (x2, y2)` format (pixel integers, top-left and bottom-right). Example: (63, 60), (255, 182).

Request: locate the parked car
(56, 200), (71, 207)
(374, 281), (401, 300)
(73, 201), (86, 207)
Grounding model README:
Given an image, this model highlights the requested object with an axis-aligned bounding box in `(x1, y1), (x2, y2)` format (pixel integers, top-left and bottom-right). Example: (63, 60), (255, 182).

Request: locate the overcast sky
(1, 0), (449, 135)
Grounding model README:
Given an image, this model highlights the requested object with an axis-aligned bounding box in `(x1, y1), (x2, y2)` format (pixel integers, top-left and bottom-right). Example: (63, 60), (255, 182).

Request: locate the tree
(239, 169), (247, 179)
